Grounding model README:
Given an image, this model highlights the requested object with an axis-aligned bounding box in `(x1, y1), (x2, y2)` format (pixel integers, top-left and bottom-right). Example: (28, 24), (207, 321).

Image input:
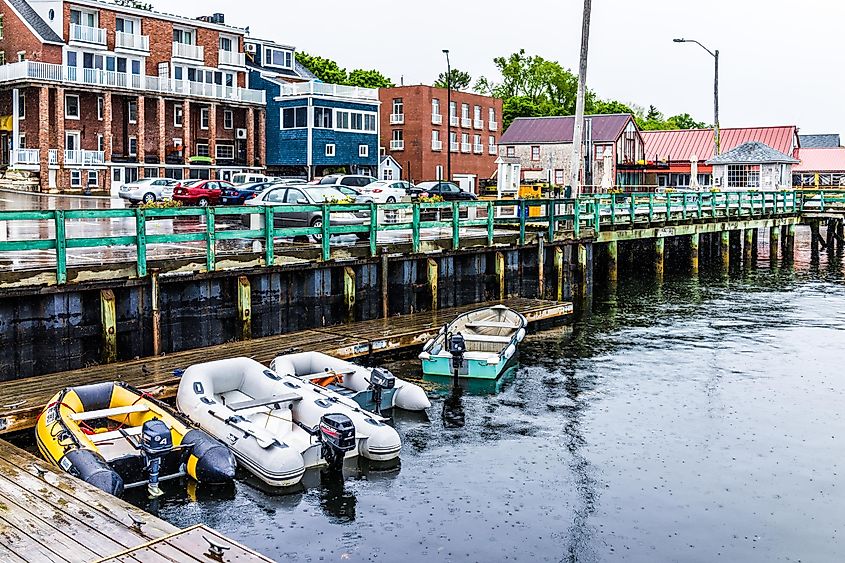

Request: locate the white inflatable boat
(176, 357), (401, 488)
(270, 352), (430, 412)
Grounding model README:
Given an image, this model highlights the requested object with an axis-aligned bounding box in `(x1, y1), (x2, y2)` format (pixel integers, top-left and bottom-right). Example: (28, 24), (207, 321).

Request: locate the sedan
(220, 182), (276, 205)
(118, 178), (178, 204)
(246, 185), (369, 240)
(411, 181), (478, 201)
(172, 180), (234, 207)
(357, 180), (413, 203)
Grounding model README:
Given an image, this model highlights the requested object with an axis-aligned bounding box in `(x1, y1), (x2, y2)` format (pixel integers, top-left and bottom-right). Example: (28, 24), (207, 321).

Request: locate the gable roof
(5, 0), (63, 44)
(643, 126), (797, 162)
(799, 134), (841, 149)
(794, 148), (845, 172)
(499, 114), (634, 145)
(705, 142), (798, 165)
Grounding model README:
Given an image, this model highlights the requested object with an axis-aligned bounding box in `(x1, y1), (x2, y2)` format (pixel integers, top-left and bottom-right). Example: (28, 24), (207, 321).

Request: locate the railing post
(629, 194), (636, 226)
(648, 193), (654, 223)
(682, 193), (687, 220)
(321, 204), (330, 261)
(697, 193), (703, 219)
(54, 210), (67, 284)
(135, 208), (147, 278)
(665, 192), (671, 221)
(518, 200), (526, 246)
(369, 202), (378, 257)
(452, 201), (460, 250)
(204, 206), (216, 272)
(547, 199), (556, 241)
(487, 201), (494, 246)
(573, 200), (581, 238)
(412, 203), (421, 253)
(593, 197), (601, 234)
(264, 206), (274, 267)
(610, 195), (616, 227)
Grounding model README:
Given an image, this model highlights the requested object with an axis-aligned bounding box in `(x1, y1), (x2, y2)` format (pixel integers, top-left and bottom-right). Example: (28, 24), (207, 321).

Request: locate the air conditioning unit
(236, 128), (247, 139)
(244, 43), (256, 53)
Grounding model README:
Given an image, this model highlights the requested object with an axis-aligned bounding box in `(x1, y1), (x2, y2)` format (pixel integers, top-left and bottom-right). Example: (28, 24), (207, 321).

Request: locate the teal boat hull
(421, 354), (511, 380)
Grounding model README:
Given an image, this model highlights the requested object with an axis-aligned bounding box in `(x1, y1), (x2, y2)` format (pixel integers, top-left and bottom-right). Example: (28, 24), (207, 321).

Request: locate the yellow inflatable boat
(36, 381), (236, 497)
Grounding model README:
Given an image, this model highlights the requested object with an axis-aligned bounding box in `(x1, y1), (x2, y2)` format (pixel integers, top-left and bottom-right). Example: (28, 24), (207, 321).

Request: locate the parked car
(118, 178), (179, 204)
(230, 173), (272, 185)
(220, 182), (276, 205)
(318, 174), (377, 188)
(411, 181), (478, 201)
(245, 185), (369, 240)
(172, 180), (234, 207)
(357, 180), (414, 203)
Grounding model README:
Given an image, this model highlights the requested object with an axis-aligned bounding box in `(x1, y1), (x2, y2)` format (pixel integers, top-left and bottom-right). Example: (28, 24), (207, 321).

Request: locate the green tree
(295, 52), (347, 84)
(347, 69), (394, 88)
(434, 69), (472, 91)
(667, 113), (707, 129)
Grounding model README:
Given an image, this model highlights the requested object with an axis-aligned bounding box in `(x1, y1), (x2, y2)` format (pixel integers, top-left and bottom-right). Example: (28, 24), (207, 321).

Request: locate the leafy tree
(434, 69), (472, 91)
(668, 113), (707, 129)
(347, 69), (394, 88)
(295, 52), (347, 85)
(589, 99), (635, 115)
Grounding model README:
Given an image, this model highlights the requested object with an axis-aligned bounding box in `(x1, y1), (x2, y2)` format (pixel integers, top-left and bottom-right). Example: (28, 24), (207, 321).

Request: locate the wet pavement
(65, 231), (840, 562)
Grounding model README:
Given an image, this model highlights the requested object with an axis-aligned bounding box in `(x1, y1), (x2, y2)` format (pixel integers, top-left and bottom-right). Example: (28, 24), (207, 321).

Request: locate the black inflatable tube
(182, 429), (237, 484)
(63, 449), (124, 496)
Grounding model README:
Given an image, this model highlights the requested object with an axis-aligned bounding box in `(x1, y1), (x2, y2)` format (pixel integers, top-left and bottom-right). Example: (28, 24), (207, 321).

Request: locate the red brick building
(0, 0), (266, 192)
(379, 85), (502, 193)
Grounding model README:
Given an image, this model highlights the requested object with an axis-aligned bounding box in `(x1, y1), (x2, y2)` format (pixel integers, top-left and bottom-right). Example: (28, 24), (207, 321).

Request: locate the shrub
(139, 199), (183, 209)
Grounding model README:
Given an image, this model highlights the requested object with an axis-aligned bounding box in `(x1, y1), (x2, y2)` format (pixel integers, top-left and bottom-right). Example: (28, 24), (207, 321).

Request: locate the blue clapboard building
(245, 38), (380, 178)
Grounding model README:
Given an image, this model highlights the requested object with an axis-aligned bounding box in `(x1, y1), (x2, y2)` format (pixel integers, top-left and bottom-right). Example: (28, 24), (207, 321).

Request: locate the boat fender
(62, 449), (124, 496)
(180, 429), (236, 484)
(516, 328), (526, 343)
(504, 344), (516, 360)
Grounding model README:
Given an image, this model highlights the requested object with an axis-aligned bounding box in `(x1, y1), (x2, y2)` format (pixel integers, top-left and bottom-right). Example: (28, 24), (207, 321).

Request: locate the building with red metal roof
(793, 148), (845, 187)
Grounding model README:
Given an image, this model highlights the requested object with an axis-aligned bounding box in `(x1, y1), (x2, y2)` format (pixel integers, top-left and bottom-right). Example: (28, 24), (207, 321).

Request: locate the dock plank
(0, 298), (572, 434)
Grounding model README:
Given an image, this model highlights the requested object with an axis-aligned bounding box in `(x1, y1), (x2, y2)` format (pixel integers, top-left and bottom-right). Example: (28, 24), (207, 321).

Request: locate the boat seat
(465, 321), (517, 329)
(70, 404), (149, 422)
(227, 392), (302, 411)
(461, 334), (513, 344)
(327, 384), (357, 397)
(89, 425), (142, 444)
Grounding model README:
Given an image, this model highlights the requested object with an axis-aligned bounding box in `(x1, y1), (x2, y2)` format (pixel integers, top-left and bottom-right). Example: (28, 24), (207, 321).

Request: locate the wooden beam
(555, 246), (564, 301)
(655, 237), (665, 280)
(770, 225), (780, 260)
(381, 253), (389, 318)
(689, 233), (699, 275)
(495, 251), (506, 300)
(150, 271), (161, 357)
(237, 275), (252, 341)
(537, 234), (545, 298)
(100, 289), (117, 364)
(343, 266), (356, 323)
(426, 258), (438, 311)
(607, 240), (618, 282)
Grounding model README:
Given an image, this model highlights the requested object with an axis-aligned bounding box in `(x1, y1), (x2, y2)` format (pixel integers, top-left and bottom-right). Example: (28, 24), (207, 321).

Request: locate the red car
(172, 179), (234, 207)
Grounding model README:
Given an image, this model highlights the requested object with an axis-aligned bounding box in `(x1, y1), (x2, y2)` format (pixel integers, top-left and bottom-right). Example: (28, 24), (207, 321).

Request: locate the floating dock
(0, 298), (571, 434)
(0, 439), (271, 562)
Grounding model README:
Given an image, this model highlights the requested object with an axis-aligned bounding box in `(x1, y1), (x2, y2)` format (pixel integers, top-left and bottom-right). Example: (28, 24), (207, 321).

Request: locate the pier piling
(744, 228), (755, 265)
(721, 231), (730, 269)
(538, 235), (545, 298)
(496, 251), (506, 300)
(427, 258), (438, 311)
(607, 240), (618, 282)
(655, 237), (665, 280)
(690, 233), (699, 274)
(237, 275), (252, 341)
(151, 271), (161, 357)
(555, 246), (564, 301)
(770, 226), (780, 260)
(100, 289), (117, 364)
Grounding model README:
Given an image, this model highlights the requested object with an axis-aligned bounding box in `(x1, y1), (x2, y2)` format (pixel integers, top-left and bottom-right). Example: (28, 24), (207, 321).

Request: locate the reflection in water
(318, 467), (357, 523)
(441, 384), (465, 429)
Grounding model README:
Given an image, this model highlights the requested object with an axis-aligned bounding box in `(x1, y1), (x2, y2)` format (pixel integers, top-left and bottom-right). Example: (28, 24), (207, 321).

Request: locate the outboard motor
(319, 413), (355, 471)
(140, 419), (173, 497)
(368, 367), (396, 415)
(449, 333), (467, 386)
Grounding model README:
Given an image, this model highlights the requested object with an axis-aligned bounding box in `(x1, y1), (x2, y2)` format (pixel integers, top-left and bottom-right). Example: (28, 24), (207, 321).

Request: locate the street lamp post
(674, 38), (720, 156)
(442, 49), (452, 183)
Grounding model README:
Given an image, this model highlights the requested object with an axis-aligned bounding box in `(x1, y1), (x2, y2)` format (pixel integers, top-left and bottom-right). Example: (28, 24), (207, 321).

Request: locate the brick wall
(0, 0), (62, 63)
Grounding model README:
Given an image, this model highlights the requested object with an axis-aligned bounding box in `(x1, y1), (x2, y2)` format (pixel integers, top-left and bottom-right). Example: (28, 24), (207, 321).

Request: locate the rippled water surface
(147, 233), (845, 562)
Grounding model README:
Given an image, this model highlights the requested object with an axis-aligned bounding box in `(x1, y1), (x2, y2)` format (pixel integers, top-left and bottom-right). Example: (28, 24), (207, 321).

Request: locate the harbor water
(137, 232), (843, 562)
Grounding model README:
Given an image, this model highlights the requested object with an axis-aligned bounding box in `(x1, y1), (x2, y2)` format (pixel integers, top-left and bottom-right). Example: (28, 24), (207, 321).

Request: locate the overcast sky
(176, 0), (840, 135)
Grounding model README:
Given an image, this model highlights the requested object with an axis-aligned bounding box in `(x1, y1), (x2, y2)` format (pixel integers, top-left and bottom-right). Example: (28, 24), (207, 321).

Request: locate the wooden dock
(0, 440), (271, 562)
(0, 298), (572, 434)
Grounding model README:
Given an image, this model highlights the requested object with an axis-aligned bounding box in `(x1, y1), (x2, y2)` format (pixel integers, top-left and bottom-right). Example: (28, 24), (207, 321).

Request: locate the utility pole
(443, 49), (452, 182)
(568, 0), (592, 196)
(674, 38), (720, 156)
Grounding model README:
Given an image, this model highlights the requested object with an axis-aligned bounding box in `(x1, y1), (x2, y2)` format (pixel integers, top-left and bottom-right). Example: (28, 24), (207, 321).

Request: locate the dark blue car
(220, 182), (276, 205)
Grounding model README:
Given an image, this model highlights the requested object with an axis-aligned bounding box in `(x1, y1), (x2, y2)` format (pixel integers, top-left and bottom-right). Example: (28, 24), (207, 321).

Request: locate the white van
(231, 173), (271, 185)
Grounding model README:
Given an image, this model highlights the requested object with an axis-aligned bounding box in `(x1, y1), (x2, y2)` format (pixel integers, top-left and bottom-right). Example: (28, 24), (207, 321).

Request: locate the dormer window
(265, 47), (292, 69)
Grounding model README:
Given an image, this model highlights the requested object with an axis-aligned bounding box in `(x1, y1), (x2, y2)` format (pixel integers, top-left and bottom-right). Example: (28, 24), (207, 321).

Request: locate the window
(727, 164), (761, 188)
(96, 96), (103, 120)
(87, 170), (98, 186)
(18, 133), (25, 148)
(392, 130), (403, 142)
(0, 15), (3, 39)
(219, 37), (233, 51)
(200, 107), (209, 130)
(18, 92), (24, 119)
(489, 108), (496, 122)
(48, 9), (54, 20)
(555, 169), (564, 185)
(325, 144), (336, 157)
(115, 17), (137, 34)
(174, 105), (183, 127)
(173, 137), (182, 148)
(173, 29), (194, 45)
(17, 51), (24, 63)
(436, 165), (444, 180)
(364, 114), (376, 132)
(265, 47), (292, 68)
(461, 132), (470, 151)
(336, 110), (349, 130)
(65, 94), (80, 119)
(432, 98), (440, 116)
(96, 134), (104, 152)
(314, 107), (333, 128)
(0, 52), (5, 66)
(195, 143), (209, 156)
(461, 103), (469, 119)
(392, 98), (403, 115)
(506, 146), (515, 157)
(450, 101), (457, 117)
(474, 105), (481, 121)
(351, 113), (363, 131)
(488, 135), (495, 147)
(70, 170), (82, 187)
(127, 100), (137, 124)
(359, 144), (369, 158)
(216, 144), (234, 159)
(282, 107), (307, 129)
(223, 110), (233, 129)
(128, 136), (137, 156)
(531, 146), (540, 161)
(432, 130), (441, 145)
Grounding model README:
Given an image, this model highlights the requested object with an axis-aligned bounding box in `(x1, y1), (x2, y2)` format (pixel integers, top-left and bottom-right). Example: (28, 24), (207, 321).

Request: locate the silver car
(246, 185), (369, 240)
(118, 178), (179, 204)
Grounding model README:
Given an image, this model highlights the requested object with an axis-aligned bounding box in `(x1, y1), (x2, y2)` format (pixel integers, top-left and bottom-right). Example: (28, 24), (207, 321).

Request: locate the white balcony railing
(488, 144), (497, 155)
(474, 119), (484, 129)
(473, 144), (484, 154)
(461, 117), (471, 128)
(11, 148), (39, 165)
(390, 140), (405, 151)
(0, 61), (266, 104)
(64, 150), (105, 165)
(432, 113), (442, 125)
(461, 142), (471, 153)
(48, 149), (58, 164)
(450, 115), (459, 127)
(70, 24), (107, 46)
(115, 31), (150, 52)
(450, 141), (459, 152)
(431, 140), (443, 151)
(390, 113), (404, 125)
(218, 49), (245, 67)
(278, 80), (379, 101)
(172, 42), (204, 61)
(489, 121), (499, 131)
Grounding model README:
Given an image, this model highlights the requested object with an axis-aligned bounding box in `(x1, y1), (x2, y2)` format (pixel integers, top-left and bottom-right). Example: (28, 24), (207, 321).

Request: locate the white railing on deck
(115, 31), (150, 51)
(172, 42), (204, 61)
(64, 150), (105, 165)
(488, 144), (497, 155)
(431, 140), (443, 151)
(461, 142), (471, 153)
(489, 120), (498, 131)
(390, 113), (404, 124)
(0, 61), (266, 104)
(11, 148), (39, 165)
(48, 149), (58, 165)
(278, 81), (379, 101)
(70, 24), (107, 45)
(218, 49), (245, 67)
(432, 113), (442, 125)
(473, 144), (483, 154)
(474, 118), (484, 129)
(390, 140), (404, 151)
(461, 117), (471, 128)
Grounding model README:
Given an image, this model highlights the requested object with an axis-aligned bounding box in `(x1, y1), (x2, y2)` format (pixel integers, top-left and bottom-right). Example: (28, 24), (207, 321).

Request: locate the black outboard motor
(449, 333), (467, 386)
(368, 367), (396, 415)
(140, 419), (173, 497)
(319, 413), (355, 471)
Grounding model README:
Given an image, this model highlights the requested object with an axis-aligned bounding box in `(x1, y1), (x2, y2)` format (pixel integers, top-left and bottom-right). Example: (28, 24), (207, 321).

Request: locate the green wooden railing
(0, 191), (805, 284)
(797, 189), (845, 212)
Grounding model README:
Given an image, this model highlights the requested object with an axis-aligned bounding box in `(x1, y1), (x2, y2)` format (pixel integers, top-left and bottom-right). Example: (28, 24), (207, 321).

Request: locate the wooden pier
(0, 440), (271, 562)
(0, 298), (571, 435)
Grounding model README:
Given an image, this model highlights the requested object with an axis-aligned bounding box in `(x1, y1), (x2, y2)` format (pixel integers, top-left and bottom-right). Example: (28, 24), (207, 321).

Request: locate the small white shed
(495, 156), (521, 198)
(706, 141), (798, 190)
(379, 155), (402, 181)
